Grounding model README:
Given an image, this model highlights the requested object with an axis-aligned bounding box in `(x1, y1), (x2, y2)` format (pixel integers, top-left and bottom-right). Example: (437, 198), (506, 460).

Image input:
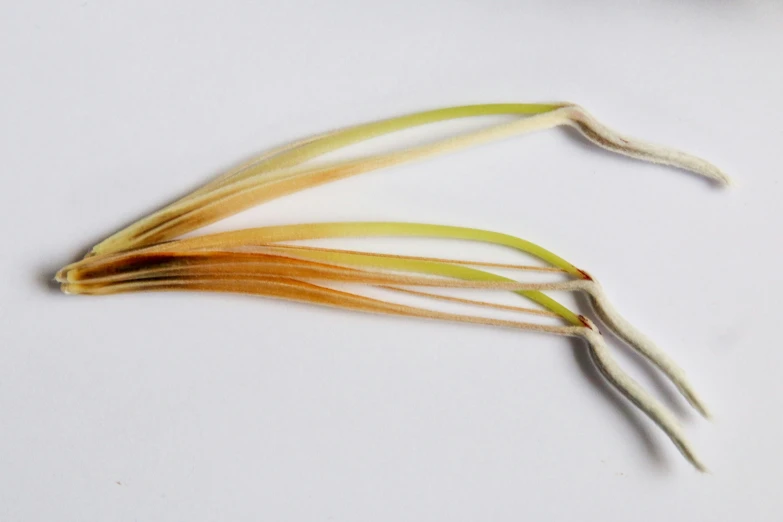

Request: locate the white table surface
(2, 1), (781, 520)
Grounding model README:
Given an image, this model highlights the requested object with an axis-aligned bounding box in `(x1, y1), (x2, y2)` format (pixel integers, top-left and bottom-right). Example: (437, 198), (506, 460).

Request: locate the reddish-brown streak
(578, 315), (598, 332)
(576, 268), (593, 281)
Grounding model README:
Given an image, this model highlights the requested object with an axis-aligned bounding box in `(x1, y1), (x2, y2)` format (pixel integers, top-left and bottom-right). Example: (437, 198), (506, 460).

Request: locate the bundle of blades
(57, 102), (730, 471)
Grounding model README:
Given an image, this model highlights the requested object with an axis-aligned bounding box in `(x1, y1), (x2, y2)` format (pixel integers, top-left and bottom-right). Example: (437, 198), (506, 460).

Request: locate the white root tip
(579, 325), (707, 472)
(563, 104), (730, 186)
(583, 280), (712, 420)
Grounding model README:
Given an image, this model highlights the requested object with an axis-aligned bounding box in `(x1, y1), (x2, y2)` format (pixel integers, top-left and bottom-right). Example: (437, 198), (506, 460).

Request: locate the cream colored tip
(579, 279), (711, 420)
(579, 325), (707, 472)
(562, 104), (730, 186)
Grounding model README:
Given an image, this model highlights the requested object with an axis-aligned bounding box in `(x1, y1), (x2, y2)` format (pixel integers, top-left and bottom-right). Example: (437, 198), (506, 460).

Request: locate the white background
(1, 1), (781, 520)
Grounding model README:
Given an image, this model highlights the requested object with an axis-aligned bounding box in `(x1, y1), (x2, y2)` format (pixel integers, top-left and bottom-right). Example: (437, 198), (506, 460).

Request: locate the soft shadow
(38, 264), (64, 294)
(568, 335), (669, 470)
(573, 291), (694, 420)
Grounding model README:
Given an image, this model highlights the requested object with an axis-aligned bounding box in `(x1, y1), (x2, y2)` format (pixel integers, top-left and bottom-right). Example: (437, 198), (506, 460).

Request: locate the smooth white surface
(1, 1), (781, 520)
